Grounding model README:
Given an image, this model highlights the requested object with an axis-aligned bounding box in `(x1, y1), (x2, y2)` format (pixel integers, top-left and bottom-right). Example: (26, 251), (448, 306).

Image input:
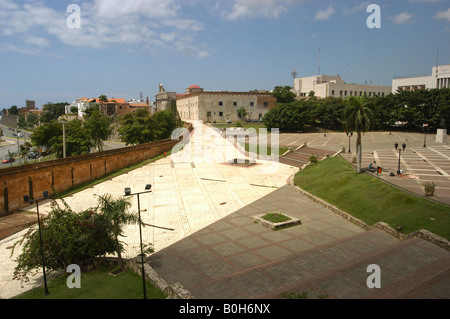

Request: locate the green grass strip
(14, 266), (167, 299)
(294, 156), (450, 240)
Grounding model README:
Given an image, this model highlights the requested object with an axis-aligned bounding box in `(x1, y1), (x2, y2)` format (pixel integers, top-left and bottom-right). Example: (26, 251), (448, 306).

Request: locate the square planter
(252, 212), (301, 231)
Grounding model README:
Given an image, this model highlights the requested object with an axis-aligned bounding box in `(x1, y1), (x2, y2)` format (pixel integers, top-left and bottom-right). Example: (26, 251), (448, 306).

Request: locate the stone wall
(0, 125), (192, 216)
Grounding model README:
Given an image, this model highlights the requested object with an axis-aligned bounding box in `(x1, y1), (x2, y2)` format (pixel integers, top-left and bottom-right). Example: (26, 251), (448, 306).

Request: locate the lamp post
(23, 191), (50, 295)
(346, 131), (353, 153)
(394, 142), (406, 175)
(423, 124), (428, 148)
(124, 184), (152, 300)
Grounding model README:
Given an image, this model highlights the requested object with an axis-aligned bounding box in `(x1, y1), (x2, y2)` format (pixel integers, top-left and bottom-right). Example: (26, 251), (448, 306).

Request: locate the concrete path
(0, 122), (298, 298)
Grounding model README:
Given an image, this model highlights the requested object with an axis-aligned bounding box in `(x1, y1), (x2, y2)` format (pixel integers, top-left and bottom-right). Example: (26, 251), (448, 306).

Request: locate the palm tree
(343, 96), (374, 173)
(96, 194), (139, 267)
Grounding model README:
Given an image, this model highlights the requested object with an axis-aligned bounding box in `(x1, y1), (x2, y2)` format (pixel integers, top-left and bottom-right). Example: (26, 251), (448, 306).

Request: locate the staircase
(280, 146), (336, 168)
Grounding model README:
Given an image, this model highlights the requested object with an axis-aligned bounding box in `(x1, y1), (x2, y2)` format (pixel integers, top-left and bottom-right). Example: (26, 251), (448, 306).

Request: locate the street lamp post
(346, 131), (353, 153)
(23, 191), (50, 295)
(124, 184), (152, 300)
(394, 142), (406, 175)
(423, 124), (428, 148)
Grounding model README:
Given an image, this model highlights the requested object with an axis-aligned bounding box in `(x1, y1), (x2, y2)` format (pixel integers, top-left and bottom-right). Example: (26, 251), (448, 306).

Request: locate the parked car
(28, 151), (38, 159)
(2, 157), (15, 164)
(226, 119), (232, 124)
(17, 132), (24, 137)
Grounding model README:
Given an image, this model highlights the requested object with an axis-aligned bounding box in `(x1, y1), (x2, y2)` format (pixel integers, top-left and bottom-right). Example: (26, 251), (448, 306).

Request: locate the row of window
(331, 90), (386, 97)
(217, 101), (269, 107)
(206, 111), (263, 118)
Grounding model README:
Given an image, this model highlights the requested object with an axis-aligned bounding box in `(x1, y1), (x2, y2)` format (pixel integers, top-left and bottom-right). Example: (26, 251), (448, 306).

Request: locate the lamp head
(394, 142), (399, 150)
(43, 191), (49, 198)
(124, 188), (131, 196)
(402, 143), (406, 151)
(145, 184), (152, 190)
(23, 195), (30, 203)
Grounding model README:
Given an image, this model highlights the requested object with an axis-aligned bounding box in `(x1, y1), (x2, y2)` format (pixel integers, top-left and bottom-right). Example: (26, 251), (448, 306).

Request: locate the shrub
(309, 155), (319, 164)
(10, 194), (143, 285)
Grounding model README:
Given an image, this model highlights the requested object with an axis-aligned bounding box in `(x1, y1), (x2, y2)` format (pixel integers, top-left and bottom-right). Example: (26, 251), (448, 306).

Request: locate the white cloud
(223, 0), (305, 20)
(434, 8), (450, 22)
(0, 0), (210, 58)
(315, 4), (334, 21)
(392, 12), (414, 24)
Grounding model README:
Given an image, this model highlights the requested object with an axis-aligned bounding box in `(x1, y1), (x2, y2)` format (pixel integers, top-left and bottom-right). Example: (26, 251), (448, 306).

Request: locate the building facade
(66, 97), (150, 117)
(392, 65), (450, 93)
(293, 75), (392, 99)
(176, 85), (277, 123)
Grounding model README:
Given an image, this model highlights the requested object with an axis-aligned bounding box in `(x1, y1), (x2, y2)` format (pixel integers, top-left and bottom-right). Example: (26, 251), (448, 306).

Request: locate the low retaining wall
(126, 257), (193, 299)
(288, 174), (450, 251)
(0, 123), (193, 217)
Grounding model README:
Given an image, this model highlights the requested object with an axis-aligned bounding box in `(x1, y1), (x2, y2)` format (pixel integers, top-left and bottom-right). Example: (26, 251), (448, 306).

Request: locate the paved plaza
(280, 131), (450, 205)
(0, 126), (449, 299)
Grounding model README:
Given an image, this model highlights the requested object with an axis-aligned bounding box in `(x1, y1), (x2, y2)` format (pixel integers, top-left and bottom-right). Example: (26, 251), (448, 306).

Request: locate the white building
(293, 75), (392, 99)
(392, 65), (450, 93)
(65, 98), (94, 117)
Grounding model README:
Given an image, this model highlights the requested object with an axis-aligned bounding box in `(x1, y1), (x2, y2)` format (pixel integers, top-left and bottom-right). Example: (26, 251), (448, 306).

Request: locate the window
(219, 112), (223, 117)
(264, 102), (268, 107)
(259, 113), (263, 119)
(250, 102), (254, 107)
(331, 90), (335, 96)
(344, 91), (347, 96)
(206, 111), (211, 117)
(233, 101), (237, 106)
(340, 91), (343, 96)
(219, 101), (223, 106)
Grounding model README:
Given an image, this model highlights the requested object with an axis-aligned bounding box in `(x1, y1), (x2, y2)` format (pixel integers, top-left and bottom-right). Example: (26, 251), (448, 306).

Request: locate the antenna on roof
(318, 46), (321, 75)
(291, 69), (297, 81)
(140, 91), (143, 102)
(435, 47), (439, 77)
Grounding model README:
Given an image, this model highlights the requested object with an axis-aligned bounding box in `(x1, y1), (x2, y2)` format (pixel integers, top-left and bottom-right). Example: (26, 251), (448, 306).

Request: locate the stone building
(176, 85), (277, 123)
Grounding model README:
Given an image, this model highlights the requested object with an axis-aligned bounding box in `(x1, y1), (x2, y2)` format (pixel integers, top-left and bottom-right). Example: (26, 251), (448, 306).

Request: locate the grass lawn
(14, 266), (167, 299)
(212, 122), (267, 134)
(294, 156), (450, 240)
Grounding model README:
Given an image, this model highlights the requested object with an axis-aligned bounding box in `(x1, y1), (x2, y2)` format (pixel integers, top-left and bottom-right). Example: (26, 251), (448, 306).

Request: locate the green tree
(263, 100), (309, 132)
(11, 201), (116, 285)
(30, 120), (62, 150)
(96, 194), (141, 267)
(40, 102), (69, 123)
(84, 110), (112, 152)
(8, 105), (19, 115)
(272, 86), (296, 104)
(119, 109), (176, 145)
(343, 96), (374, 173)
(51, 120), (93, 158)
(237, 107), (247, 120)
(26, 113), (39, 129)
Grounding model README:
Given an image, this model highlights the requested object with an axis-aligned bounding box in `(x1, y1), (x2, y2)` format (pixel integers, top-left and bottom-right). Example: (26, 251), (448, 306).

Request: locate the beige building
(176, 85), (277, 123)
(392, 65), (450, 93)
(294, 75), (392, 99)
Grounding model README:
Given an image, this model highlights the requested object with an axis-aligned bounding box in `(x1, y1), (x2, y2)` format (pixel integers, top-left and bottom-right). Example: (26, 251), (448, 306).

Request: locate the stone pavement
(0, 122), (298, 299)
(147, 185), (450, 299)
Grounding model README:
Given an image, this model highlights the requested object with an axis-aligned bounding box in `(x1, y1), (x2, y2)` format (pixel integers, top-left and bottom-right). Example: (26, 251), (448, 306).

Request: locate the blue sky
(1, 0), (449, 110)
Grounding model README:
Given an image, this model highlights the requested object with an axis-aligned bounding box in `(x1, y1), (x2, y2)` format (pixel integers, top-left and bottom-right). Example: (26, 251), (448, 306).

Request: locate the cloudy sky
(1, 0), (449, 109)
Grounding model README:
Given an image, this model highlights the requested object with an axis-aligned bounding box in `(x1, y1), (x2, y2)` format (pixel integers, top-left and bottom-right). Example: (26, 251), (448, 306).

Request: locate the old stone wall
(0, 133), (188, 216)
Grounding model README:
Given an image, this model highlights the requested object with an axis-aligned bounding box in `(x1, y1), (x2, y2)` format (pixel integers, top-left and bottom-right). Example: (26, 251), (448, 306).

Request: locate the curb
(126, 257), (194, 299)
